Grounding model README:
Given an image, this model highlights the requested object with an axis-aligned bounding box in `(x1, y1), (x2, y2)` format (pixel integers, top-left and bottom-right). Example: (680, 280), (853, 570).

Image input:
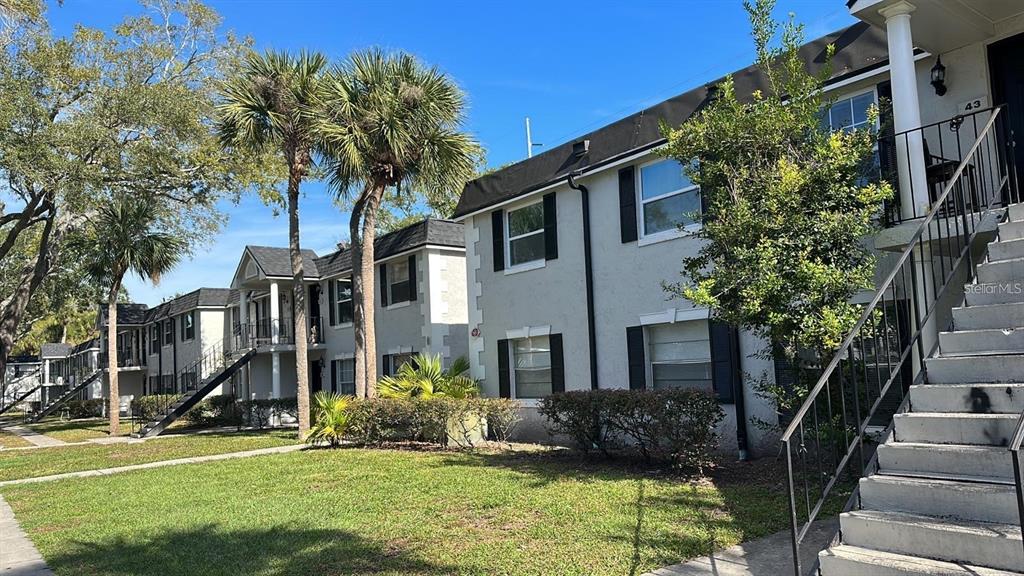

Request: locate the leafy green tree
(83, 195), (184, 436)
(217, 49), (327, 438)
(0, 0), (273, 381)
(661, 0), (892, 415)
(318, 49), (478, 396)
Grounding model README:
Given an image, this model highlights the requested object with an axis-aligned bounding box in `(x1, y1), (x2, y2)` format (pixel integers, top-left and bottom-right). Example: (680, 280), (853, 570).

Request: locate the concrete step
(1009, 203), (1024, 223)
(819, 544), (1023, 576)
(876, 442), (1014, 481)
(910, 383), (1024, 414)
(965, 282), (1024, 306)
(999, 220), (1024, 241)
(926, 353), (1024, 383)
(953, 302), (1024, 331)
(990, 237), (1024, 262)
(977, 257), (1024, 285)
(940, 327), (1024, 356)
(840, 509), (1023, 572)
(893, 412), (1017, 445)
(859, 475), (1019, 524)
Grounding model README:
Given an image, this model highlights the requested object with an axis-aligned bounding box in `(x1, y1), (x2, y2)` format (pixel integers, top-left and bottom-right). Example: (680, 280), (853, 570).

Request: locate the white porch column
(269, 281), (280, 345)
(271, 351), (281, 399)
(42, 359), (50, 385)
(881, 0), (930, 219)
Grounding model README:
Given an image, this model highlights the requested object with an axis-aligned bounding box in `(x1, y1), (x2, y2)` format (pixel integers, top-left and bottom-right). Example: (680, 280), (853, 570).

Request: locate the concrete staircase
(819, 204), (1024, 575)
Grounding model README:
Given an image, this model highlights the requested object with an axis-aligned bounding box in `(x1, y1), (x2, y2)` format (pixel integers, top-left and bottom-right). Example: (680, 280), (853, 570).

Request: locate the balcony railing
(878, 106), (1021, 224)
(232, 315), (324, 350)
(98, 351), (146, 369)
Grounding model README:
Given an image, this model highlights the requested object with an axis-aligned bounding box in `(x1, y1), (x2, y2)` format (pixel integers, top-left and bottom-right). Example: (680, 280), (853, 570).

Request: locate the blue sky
(45, 0), (855, 306)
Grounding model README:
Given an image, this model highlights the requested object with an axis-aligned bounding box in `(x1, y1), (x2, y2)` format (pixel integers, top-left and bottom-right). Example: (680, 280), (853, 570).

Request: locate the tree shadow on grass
(43, 524), (458, 576)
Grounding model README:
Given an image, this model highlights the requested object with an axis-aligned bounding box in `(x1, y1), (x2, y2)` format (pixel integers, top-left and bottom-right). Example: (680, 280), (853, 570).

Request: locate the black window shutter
(382, 354), (392, 377)
(331, 360), (337, 394)
(408, 254), (417, 301)
(626, 326), (647, 390)
(549, 333), (565, 394)
(543, 192), (558, 260)
(379, 264), (389, 307)
(328, 281), (336, 326)
(497, 339), (511, 398)
(709, 320), (739, 404)
(618, 166), (638, 243)
(491, 210), (505, 271)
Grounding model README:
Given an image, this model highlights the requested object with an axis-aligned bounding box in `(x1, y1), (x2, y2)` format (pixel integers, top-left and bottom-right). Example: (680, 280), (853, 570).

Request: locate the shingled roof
(40, 343), (72, 359)
(97, 303), (150, 326)
(144, 288), (236, 322)
(315, 219), (464, 279)
(245, 246), (321, 279)
(453, 22), (889, 218)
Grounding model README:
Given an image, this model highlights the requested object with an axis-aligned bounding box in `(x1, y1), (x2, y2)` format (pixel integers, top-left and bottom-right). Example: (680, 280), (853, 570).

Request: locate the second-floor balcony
(232, 315), (325, 352)
(98, 350), (146, 370)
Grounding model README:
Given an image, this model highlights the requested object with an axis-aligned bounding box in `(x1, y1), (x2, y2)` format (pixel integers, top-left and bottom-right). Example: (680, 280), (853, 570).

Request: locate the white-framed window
(505, 201), (546, 268)
(512, 335), (552, 399)
(388, 260), (412, 304)
(388, 352), (415, 374)
(150, 324), (160, 354)
(180, 311), (195, 341)
(163, 320), (173, 346)
(638, 159), (701, 238)
(823, 90), (876, 133)
(331, 279), (353, 324)
(647, 321), (712, 392)
(333, 359), (355, 395)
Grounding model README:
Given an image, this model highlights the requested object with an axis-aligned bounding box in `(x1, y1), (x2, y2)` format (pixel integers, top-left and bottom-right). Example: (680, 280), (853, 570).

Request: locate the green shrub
(306, 392), (352, 447)
(478, 398), (522, 444)
(539, 389), (725, 473)
(377, 354), (480, 399)
(65, 399), (104, 419)
(209, 394), (244, 427)
(344, 397), (418, 444)
(241, 397), (298, 429)
(341, 396), (496, 448)
(131, 394), (182, 422)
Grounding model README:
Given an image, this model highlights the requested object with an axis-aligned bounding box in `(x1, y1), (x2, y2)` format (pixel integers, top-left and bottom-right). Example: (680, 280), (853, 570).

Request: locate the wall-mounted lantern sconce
(931, 55), (947, 96)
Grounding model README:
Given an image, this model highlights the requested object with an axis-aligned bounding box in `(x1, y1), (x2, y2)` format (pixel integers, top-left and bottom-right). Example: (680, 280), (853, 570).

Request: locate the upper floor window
(647, 321), (712, 392)
(163, 320), (173, 346)
(638, 159), (700, 238)
(388, 259), (411, 304)
(506, 202), (546, 267)
(330, 279), (353, 325)
(512, 335), (551, 399)
(181, 311), (195, 341)
(150, 325), (160, 354)
(823, 91), (875, 133)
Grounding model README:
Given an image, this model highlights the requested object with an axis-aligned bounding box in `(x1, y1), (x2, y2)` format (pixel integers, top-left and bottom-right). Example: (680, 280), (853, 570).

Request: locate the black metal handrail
(781, 106), (1018, 575)
(131, 338), (230, 433)
(232, 315), (323, 350)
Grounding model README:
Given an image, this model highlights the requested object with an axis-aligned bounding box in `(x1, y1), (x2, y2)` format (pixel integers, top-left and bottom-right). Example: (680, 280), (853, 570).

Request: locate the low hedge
(538, 389), (725, 473)
(65, 399), (104, 419)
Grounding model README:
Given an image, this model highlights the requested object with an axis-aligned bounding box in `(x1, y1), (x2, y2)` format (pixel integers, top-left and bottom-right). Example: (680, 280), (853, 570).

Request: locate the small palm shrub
(306, 392), (352, 447)
(377, 354), (479, 399)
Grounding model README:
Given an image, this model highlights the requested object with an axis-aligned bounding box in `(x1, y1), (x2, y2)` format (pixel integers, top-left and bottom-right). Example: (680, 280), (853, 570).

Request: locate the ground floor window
(647, 321), (712, 392)
(332, 359), (355, 395)
(387, 352), (416, 375)
(512, 335), (551, 399)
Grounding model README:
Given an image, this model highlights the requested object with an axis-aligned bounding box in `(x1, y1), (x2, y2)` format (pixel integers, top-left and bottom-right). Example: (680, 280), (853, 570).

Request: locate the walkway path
(0, 495), (53, 576)
(642, 519), (837, 576)
(2, 426), (66, 448)
(0, 443), (306, 487)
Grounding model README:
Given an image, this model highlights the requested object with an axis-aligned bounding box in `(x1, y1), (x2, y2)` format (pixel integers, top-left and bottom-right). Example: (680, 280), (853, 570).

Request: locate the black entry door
(990, 33), (1024, 190)
(311, 359), (323, 394)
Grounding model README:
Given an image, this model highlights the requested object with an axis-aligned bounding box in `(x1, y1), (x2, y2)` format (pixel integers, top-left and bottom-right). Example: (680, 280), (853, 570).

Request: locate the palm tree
(318, 49), (477, 397)
(377, 354), (479, 399)
(86, 195), (183, 436)
(216, 49), (326, 438)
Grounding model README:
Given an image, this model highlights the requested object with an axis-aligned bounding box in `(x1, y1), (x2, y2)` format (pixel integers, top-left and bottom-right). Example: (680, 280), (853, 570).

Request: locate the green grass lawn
(1, 448), (800, 576)
(0, 428), (32, 449)
(0, 430), (299, 482)
(25, 417), (111, 442)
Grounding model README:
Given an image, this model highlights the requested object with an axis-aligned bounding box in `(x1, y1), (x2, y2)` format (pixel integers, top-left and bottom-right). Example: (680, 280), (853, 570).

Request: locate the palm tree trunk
(359, 185), (385, 398)
(350, 193), (368, 397)
(287, 168), (310, 438)
(107, 280), (121, 436)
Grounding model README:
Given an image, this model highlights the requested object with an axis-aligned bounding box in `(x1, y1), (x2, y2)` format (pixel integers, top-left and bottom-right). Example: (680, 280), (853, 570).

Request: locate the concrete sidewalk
(3, 426), (66, 448)
(0, 495), (53, 576)
(0, 443), (306, 487)
(643, 520), (837, 576)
